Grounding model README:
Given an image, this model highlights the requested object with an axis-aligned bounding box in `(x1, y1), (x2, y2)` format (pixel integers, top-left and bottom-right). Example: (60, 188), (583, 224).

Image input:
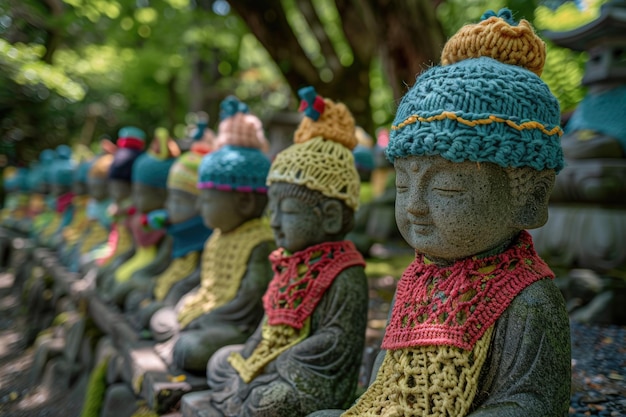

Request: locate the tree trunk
(226, 0), (445, 134)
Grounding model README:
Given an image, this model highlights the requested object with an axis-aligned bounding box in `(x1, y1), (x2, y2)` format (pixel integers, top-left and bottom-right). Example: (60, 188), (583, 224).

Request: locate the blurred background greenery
(0, 0), (607, 164)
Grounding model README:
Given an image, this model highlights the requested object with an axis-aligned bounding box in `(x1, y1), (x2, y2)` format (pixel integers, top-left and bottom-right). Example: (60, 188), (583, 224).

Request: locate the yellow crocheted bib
(79, 222), (109, 255)
(228, 317), (310, 383)
(114, 245), (158, 283)
(176, 218), (273, 328)
(153, 251), (200, 301)
(62, 196), (90, 245)
(342, 326), (493, 417)
(41, 213), (61, 239)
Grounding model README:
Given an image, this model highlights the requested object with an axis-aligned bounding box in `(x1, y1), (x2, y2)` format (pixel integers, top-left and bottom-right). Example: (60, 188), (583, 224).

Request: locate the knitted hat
(198, 146), (270, 193)
(213, 96), (269, 153)
(198, 97), (271, 193)
(167, 139), (212, 195)
(28, 149), (56, 190)
(266, 86), (361, 210)
(50, 145), (75, 187)
(109, 126), (145, 181)
(132, 128), (181, 189)
(387, 8), (564, 172)
(74, 159), (93, 185)
(3, 166), (18, 192)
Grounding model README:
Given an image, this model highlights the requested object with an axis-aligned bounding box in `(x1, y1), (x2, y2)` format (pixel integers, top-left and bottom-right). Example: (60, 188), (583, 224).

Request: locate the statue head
(49, 145), (75, 197)
(197, 96), (270, 232)
(267, 86), (361, 252)
(107, 126), (145, 202)
(29, 148), (56, 194)
(164, 138), (211, 224)
(387, 9), (564, 264)
(131, 128), (180, 213)
(88, 149), (114, 202)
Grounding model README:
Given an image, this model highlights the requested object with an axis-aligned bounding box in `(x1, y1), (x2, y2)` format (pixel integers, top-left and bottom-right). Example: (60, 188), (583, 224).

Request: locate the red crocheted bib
(263, 240), (365, 329)
(382, 231), (553, 351)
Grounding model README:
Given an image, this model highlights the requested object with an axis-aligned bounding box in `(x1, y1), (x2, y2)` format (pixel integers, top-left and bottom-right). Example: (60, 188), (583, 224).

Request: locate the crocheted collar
(263, 240), (365, 329)
(168, 215), (212, 259)
(128, 212), (166, 248)
(382, 230), (553, 351)
(56, 191), (75, 213)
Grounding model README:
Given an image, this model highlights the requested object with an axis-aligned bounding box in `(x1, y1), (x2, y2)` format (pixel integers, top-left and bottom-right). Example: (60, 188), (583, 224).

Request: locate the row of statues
(0, 9), (571, 417)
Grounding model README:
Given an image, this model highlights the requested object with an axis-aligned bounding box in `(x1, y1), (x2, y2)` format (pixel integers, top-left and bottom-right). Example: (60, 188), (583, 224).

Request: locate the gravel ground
(0, 271), (624, 417)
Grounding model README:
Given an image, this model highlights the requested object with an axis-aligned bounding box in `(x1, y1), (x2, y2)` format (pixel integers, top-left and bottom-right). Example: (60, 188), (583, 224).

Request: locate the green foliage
(0, 0), (612, 164)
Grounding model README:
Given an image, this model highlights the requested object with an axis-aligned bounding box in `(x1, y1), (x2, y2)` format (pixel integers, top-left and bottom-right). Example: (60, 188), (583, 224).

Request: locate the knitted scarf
(264, 240), (365, 329)
(228, 240), (365, 383)
(176, 218), (274, 328)
(343, 231), (553, 417)
(97, 219), (132, 267)
(56, 191), (75, 214)
(129, 212), (166, 248)
(62, 195), (90, 246)
(152, 251), (200, 302)
(168, 215), (212, 259)
(114, 212), (167, 283)
(382, 230), (552, 351)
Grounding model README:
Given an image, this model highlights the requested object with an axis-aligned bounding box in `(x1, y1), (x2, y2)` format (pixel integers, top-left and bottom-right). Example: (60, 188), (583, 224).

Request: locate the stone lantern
(530, 0), (626, 324)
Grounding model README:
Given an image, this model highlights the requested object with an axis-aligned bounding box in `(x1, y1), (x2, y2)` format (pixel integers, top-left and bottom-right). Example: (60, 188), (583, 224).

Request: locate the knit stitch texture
(382, 231), (553, 351)
(176, 218), (274, 327)
(197, 145), (271, 193)
(386, 9), (564, 172)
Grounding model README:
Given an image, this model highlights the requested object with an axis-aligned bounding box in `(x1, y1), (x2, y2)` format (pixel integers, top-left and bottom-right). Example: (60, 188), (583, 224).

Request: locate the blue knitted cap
(198, 145), (270, 193)
(74, 159), (93, 184)
(387, 9), (564, 172)
(131, 128), (179, 189)
(28, 149), (56, 189)
(132, 152), (177, 188)
(50, 145), (75, 186)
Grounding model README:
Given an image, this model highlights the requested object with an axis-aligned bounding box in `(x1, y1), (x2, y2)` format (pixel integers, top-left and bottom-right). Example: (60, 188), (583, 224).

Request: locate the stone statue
(75, 145), (115, 269)
(57, 152), (94, 266)
(30, 149), (57, 241)
(532, 0), (626, 324)
(93, 127), (146, 289)
(148, 97), (275, 373)
(125, 138), (214, 330)
(181, 87), (369, 417)
(311, 9), (570, 417)
(101, 129), (181, 307)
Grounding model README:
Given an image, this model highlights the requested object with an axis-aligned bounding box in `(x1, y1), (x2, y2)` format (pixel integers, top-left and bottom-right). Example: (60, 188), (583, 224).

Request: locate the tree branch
(295, 0), (342, 74)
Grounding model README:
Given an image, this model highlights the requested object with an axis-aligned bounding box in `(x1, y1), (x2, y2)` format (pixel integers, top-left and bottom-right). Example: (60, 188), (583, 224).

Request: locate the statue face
(73, 181), (88, 196)
(132, 182), (167, 213)
(268, 185), (328, 253)
(165, 189), (199, 224)
(50, 183), (71, 197)
(394, 155), (518, 263)
(108, 179), (132, 203)
(87, 177), (108, 201)
(198, 188), (244, 233)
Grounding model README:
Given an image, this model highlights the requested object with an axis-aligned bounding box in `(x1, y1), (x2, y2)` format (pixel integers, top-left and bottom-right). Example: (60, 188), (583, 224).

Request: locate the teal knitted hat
(50, 145), (75, 187)
(109, 126), (146, 181)
(198, 145), (270, 193)
(132, 128), (180, 189)
(28, 149), (56, 190)
(387, 9), (564, 172)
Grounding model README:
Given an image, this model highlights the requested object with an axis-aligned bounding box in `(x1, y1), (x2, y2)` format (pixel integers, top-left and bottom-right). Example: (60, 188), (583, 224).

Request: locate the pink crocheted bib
(263, 240), (365, 329)
(382, 231), (553, 351)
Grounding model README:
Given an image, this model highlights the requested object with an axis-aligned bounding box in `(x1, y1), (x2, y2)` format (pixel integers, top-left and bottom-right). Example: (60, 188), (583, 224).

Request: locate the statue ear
(513, 171), (555, 230)
(319, 199), (343, 235)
